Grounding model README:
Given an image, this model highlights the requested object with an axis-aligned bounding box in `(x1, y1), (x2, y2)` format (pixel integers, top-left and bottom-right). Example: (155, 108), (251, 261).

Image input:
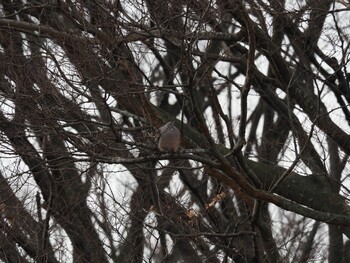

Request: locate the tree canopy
(0, 0), (350, 262)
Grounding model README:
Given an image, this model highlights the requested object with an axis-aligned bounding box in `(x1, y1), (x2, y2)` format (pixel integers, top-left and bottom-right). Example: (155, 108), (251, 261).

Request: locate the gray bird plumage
(158, 122), (180, 151)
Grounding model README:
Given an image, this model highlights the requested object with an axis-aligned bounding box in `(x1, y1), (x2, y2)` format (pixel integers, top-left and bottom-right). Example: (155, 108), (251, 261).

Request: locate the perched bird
(158, 122), (180, 152)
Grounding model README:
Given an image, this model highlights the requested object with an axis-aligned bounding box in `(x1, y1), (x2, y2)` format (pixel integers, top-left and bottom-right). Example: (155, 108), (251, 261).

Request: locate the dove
(158, 122), (180, 151)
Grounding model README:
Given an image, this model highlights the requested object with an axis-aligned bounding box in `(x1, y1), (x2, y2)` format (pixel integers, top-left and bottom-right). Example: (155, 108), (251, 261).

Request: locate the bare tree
(0, 0), (350, 262)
